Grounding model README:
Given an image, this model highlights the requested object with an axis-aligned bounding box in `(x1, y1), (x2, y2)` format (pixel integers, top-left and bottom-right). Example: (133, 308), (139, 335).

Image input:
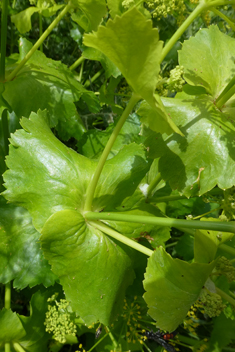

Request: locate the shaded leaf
(41, 210), (135, 325)
(0, 309), (26, 343)
(70, 0), (107, 32)
(3, 38), (99, 141)
(0, 196), (57, 289)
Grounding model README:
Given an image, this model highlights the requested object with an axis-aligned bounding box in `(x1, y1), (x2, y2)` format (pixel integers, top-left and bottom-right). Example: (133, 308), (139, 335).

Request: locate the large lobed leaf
(2, 109), (150, 325)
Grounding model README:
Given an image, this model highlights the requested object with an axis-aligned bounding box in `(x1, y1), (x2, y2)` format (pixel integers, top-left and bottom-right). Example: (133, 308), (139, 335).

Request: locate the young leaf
(143, 247), (216, 331)
(0, 196), (57, 289)
(41, 210), (135, 325)
(70, 0), (107, 32)
(84, 7), (182, 136)
(18, 289), (55, 352)
(0, 309), (26, 343)
(179, 26), (235, 98)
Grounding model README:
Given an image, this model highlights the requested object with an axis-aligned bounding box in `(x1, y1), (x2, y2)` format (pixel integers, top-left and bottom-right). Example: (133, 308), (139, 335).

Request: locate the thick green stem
(88, 221), (153, 256)
(211, 7), (235, 31)
(216, 287), (235, 306)
(5, 281), (11, 309)
(12, 343), (26, 352)
(85, 212), (235, 233)
(215, 74), (235, 107)
(147, 173), (162, 198)
(2, 109), (9, 156)
(219, 243), (235, 256)
(69, 56), (85, 71)
(84, 68), (104, 88)
(159, 2), (206, 62)
(6, 3), (72, 81)
(39, 13), (43, 52)
(159, 0), (235, 63)
(84, 93), (141, 212)
(0, 0), (8, 82)
(5, 344), (10, 352)
(216, 84), (235, 109)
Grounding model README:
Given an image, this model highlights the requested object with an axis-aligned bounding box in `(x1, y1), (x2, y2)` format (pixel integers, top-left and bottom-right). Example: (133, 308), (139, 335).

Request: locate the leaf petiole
(84, 92), (141, 212)
(88, 220), (153, 257)
(85, 212), (235, 233)
(6, 2), (72, 81)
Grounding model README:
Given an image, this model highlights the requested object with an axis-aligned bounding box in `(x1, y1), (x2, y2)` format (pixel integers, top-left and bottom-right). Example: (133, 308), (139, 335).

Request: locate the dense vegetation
(1, 1), (235, 351)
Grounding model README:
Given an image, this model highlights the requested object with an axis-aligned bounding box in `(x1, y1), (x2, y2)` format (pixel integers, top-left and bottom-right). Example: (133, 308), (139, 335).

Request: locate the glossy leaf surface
(0, 309), (26, 343)
(145, 96), (235, 196)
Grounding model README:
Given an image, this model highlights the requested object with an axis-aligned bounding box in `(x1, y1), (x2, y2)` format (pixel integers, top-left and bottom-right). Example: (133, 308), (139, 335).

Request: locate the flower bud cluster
(146, 0), (186, 23)
(216, 256), (235, 283)
(167, 65), (185, 93)
(122, 0), (135, 9)
(199, 290), (226, 318)
(44, 294), (77, 344)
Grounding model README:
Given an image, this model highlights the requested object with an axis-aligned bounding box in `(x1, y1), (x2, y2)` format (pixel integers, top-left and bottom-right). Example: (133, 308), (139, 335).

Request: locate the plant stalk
(6, 3), (71, 81)
(216, 287), (235, 306)
(211, 8), (235, 31)
(84, 93), (141, 212)
(0, 0), (8, 82)
(147, 173), (162, 198)
(39, 13), (43, 52)
(159, 0), (235, 63)
(216, 84), (235, 109)
(69, 56), (85, 71)
(88, 221), (153, 257)
(2, 109), (9, 156)
(12, 343), (26, 352)
(84, 68), (104, 88)
(5, 281), (11, 309)
(85, 212), (235, 233)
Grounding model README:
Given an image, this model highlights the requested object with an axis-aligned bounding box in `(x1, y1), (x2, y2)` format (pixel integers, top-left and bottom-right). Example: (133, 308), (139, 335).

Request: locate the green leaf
(143, 247), (216, 331)
(194, 218), (234, 263)
(41, 210), (135, 325)
(209, 313), (235, 350)
(82, 47), (121, 78)
(84, 8), (183, 136)
(70, 0), (107, 32)
(145, 96), (235, 196)
(0, 309), (26, 343)
(78, 114), (143, 159)
(11, 7), (39, 34)
(3, 38), (99, 141)
(18, 289), (54, 352)
(179, 26), (235, 98)
(0, 196), (57, 289)
(3, 110), (149, 229)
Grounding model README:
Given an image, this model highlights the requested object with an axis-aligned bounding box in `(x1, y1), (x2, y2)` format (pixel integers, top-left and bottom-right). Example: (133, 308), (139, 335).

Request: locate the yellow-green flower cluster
(216, 256), (235, 283)
(122, 0), (135, 9)
(44, 294), (77, 344)
(167, 65), (185, 93)
(146, 0), (186, 23)
(199, 290), (226, 318)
